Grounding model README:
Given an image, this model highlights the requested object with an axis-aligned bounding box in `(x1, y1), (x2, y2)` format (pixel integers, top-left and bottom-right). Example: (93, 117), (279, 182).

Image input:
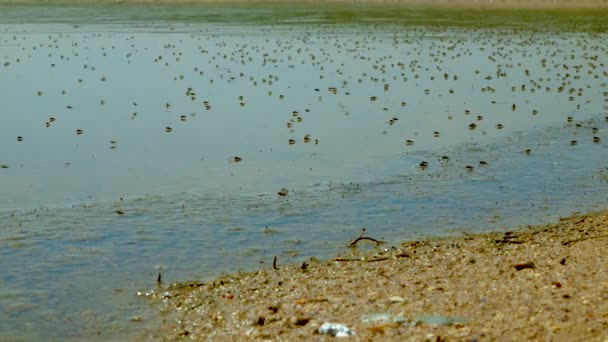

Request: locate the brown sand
(146, 210), (608, 341)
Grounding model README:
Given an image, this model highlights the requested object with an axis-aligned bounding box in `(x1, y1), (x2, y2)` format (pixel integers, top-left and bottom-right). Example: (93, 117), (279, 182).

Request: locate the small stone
(514, 261), (535, 270)
(293, 317), (310, 326)
(389, 296), (406, 303)
(319, 322), (355, 337)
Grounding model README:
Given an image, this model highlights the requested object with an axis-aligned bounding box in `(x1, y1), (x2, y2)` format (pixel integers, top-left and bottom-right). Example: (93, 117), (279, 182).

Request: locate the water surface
(0, 5), (607, 340)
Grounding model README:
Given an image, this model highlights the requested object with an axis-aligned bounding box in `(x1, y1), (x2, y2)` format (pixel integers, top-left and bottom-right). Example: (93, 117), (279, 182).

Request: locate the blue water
(0, 5), (607, 340)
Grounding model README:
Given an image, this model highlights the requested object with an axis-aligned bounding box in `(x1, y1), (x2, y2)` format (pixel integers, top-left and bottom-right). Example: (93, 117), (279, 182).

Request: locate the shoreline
(1, 0), (607, 8)
(147, 209), (608, 340)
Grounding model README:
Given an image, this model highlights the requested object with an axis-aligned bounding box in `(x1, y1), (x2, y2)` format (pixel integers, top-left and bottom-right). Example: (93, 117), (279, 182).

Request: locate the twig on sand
(365, 257), (389, 262)
(273, 256), (278, 270)
(349, 228), (383, 247)
(333, 257), (389, 262)
(495, 239), (524, 244)
(562, 234), (608, 246)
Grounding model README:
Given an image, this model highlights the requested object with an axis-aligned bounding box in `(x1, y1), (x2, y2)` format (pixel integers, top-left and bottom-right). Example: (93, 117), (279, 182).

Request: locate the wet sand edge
(147, 208), (608, 340)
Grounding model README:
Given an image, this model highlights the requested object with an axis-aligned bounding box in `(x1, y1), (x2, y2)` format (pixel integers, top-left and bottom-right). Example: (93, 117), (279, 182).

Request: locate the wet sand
(147, 209), (608, 340)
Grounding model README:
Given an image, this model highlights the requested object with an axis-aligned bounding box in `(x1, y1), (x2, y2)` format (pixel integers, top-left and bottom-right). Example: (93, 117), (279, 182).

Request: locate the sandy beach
(145, 209), (608, 340)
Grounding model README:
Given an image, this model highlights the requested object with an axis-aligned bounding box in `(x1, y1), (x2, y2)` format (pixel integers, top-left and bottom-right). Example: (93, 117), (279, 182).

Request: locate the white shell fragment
(319, 322), (355, 337)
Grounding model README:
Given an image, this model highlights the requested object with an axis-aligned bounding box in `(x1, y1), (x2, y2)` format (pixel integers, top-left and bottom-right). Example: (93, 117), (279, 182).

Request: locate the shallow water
(0, 5), (607, 340)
